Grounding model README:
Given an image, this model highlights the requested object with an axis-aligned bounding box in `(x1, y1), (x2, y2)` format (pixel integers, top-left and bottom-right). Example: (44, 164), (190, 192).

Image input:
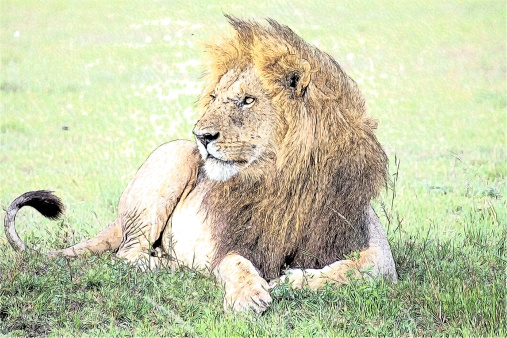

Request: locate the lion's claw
(224, 278), (272, 313)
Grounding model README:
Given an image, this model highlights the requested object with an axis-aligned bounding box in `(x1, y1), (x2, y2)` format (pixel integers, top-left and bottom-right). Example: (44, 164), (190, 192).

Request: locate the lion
(4, 17), (397, 313)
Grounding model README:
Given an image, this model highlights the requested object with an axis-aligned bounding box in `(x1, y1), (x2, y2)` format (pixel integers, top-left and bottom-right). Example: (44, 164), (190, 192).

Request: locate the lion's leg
(115, 219), (166, 272)
(275, 206), (397, 289)
(114, 140), (200, 271)
(214, 253), (272, 313)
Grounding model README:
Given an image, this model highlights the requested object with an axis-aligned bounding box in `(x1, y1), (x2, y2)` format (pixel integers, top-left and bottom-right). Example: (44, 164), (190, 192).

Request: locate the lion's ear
(283, 57), (312, 98)
(297, 59), (311, 97)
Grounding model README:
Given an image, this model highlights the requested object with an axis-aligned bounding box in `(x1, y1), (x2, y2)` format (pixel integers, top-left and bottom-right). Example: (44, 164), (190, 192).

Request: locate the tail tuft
(4, 190), (66, 252)
(14, 190), (65, 220)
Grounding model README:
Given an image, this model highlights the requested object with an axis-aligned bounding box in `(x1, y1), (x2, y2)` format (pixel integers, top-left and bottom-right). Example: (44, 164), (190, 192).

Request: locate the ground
(0, 1), (505, 336)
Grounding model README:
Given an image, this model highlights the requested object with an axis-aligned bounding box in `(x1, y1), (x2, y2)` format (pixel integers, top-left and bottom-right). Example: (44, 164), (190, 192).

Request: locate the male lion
(4, 17), (397, 313)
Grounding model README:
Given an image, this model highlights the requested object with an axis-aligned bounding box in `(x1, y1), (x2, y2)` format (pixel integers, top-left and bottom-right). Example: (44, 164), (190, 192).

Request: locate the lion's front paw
(224, 277), (272, 313)
(271, 261), (360, 290)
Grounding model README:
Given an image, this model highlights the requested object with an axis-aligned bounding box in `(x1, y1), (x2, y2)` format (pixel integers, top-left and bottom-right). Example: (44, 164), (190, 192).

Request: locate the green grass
(1, 0), (505, 336)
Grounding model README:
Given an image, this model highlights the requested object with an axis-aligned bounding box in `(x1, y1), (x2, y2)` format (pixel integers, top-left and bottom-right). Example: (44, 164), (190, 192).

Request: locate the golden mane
(201, 17), (388, 279)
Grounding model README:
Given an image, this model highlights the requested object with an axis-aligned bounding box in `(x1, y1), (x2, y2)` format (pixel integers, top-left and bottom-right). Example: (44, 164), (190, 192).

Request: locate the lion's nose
(194, 131), (220, 148)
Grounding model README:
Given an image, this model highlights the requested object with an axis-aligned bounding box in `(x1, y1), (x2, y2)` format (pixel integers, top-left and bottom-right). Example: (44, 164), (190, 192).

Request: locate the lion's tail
(4, 190), (122, 257)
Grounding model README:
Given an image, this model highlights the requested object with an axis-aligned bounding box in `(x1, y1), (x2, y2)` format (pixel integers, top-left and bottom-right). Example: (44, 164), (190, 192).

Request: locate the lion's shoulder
(119, 140), (202, 212)
(148, 140), (201, 165)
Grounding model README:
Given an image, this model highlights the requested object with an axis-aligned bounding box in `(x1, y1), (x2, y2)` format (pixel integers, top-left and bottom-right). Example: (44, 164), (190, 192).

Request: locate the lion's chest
(162, 183), (215, 269)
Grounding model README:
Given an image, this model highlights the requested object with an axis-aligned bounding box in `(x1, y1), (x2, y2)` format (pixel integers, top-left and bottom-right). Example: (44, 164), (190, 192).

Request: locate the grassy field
(1, 0), (505, 336)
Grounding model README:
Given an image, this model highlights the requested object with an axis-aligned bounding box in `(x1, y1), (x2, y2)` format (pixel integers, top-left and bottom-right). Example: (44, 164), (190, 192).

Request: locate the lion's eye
(243, 96), (255, 105)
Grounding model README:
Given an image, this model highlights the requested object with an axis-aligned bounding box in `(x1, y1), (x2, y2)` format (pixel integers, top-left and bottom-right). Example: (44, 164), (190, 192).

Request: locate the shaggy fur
(202, 17), (388, 279)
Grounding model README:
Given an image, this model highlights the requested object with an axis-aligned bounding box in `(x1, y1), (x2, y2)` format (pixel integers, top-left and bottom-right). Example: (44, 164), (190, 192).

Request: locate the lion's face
(193, 67), (276, 181)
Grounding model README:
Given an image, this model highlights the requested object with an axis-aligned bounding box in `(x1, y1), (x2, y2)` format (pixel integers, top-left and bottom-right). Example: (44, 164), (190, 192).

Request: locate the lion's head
(193, 66), (277, 182)
(196, 17), (388, 278)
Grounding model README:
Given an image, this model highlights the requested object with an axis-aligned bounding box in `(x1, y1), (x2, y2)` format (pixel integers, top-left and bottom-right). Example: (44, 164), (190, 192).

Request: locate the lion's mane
(201, 17), (388, 279)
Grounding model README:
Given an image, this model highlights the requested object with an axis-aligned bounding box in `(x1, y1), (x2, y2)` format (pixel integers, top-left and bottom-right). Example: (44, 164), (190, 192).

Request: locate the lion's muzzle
(193, 130), (220, 149)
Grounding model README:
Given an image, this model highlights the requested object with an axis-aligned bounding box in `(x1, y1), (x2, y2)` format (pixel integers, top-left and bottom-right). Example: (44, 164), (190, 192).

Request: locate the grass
(1, 0), (505, 336)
